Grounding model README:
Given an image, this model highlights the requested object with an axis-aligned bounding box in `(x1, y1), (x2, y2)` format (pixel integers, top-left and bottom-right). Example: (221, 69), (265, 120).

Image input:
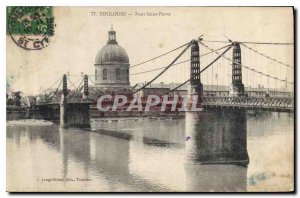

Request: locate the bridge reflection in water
(7, 111), (293, 192)
(186, 110), (249, 165)
(185, 110), (248, 191)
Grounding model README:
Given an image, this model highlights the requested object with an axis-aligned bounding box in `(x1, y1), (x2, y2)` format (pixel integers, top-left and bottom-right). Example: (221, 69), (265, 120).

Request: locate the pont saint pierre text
(90, 11), (171, 17)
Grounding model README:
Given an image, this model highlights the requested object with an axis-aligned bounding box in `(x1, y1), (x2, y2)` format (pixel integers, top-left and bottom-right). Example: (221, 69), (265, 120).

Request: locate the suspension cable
(87, 75), (110, 95)
(131, 59), (190, 75)
(87, 75), (95, 85)
(67, 76), (77, 89)
(73, 77), (84, 87)
(199, 41), (293, 85)
(165, 44), (233, 94)
(240, 43), (293, 69)
(211, 48), (214, 91)
(130, 41), (190, 68)
(68, 78), (84, 99)
(202, 39), (294, 45)
(49, 78), (63, 98)
(75, 78), (84, 91)
(131, 41), (192, 95)
(130, 44), (231, 76)
(40, 76), (62, 95)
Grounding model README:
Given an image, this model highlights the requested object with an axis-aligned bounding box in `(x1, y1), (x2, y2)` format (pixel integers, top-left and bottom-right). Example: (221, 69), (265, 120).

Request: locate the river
(6, 112), (294, 192)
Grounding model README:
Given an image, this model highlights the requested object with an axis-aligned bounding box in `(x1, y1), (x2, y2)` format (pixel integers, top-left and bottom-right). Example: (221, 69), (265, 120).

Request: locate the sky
(7, 7), (294, 95)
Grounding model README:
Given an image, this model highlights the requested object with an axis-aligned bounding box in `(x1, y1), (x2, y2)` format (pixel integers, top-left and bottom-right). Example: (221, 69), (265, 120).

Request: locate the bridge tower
(186, 40), (203, 111)
(60, 74), (68, 128)
(83, 74), (89, 99)
(229, 42), (245, 97)
(190, 40), (203, 94)
(60, 74), (91, 128)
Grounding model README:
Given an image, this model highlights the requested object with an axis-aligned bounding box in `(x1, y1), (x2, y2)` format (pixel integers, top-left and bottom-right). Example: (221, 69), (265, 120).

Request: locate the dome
(95, 44), (129, 65)
(95, 27), (129, 65)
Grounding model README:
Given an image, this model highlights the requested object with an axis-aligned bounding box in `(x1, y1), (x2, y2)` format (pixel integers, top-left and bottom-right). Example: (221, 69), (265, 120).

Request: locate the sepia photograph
(5, 6), (295, 192)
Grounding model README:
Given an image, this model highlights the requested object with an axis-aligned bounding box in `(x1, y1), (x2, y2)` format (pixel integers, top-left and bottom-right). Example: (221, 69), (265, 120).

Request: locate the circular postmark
(7, 6), (55, 50)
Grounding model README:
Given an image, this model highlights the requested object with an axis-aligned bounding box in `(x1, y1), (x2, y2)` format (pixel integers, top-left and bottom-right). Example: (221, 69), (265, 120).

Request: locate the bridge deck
(201, 96), (294, 112)
(35, 100), (94, 106)
(35, 96), (294, 112)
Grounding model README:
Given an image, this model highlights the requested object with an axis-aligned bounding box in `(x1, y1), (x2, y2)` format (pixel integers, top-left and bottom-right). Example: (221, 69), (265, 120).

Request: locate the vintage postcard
(6, 6), (294, 192)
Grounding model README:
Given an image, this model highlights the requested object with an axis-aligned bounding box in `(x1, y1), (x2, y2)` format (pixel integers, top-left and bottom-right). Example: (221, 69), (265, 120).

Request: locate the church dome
(95, 27), (129, 65)
(95, 44), (129, 65)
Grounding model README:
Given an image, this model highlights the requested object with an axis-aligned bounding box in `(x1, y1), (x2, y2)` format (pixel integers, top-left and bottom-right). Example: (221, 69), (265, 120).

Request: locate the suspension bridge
(33, 36), (294, 127)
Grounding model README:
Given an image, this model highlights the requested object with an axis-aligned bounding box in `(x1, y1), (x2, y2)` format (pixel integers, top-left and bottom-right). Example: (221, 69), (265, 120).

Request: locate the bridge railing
(36, 97), (94, 105)
(201, 96), (294, 109)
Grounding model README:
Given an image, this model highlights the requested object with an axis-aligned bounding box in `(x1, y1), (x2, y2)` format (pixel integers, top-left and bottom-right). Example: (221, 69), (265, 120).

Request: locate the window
(95, 70), (97, 80)
(116, 68), (121, 80)
(103, 69), (107, 80)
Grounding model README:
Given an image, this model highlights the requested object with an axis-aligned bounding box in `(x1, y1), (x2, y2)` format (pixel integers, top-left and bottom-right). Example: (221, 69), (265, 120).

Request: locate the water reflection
(185, 110), (248, 192)
(58, 126), (172, 191)
(7, 112), (293, 192)
(185, 164), (247, 192)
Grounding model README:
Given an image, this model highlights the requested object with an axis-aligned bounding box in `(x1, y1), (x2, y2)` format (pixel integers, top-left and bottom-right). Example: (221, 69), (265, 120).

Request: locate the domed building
(94, 27), (130, 88)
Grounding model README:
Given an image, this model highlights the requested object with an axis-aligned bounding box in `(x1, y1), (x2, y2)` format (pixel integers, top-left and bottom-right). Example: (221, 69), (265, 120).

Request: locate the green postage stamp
(7, 6), (55, 50)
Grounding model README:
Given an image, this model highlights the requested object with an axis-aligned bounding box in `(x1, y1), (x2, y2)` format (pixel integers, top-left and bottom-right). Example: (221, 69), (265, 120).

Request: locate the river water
(7, 112), (294, 192)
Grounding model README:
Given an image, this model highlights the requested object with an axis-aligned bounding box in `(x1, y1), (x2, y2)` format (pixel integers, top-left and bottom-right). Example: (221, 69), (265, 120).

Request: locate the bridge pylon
(229, 42), (245, 97)
(83, 74), (89, 99)
(60, 74), (68, 128)
(60, 74), (91, 128)
(190, 40), (203, 94)
(187, 40), (203, 111)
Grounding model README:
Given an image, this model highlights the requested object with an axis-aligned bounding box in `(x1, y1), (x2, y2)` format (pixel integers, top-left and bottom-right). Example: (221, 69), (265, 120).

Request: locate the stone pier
(60, 74), (92, 128)
(185, 109), (249, 166)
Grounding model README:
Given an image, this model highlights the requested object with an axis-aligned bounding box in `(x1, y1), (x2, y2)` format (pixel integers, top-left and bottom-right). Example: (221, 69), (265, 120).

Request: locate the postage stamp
(7, 6), (55, 50)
